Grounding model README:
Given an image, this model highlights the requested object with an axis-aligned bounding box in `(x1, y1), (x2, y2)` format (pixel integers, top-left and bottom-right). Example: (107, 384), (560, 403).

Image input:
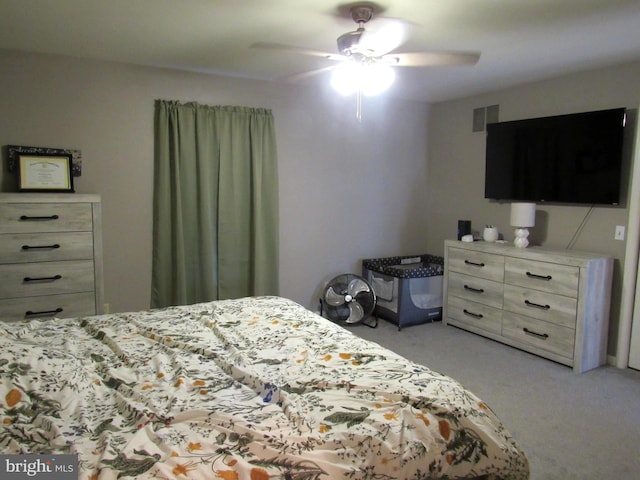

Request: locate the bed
(0, 295), (529, 479)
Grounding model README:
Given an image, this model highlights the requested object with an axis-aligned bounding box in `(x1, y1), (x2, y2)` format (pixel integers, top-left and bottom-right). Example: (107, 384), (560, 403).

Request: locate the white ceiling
(1, 0), (640, 103)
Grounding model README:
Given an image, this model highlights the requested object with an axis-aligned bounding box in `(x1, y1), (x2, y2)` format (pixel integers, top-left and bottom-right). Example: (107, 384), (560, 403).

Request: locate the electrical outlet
(615, 225), (625, 241)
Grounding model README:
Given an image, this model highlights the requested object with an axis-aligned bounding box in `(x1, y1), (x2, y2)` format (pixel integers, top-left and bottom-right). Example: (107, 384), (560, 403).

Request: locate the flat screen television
(484, 107), (626, 205)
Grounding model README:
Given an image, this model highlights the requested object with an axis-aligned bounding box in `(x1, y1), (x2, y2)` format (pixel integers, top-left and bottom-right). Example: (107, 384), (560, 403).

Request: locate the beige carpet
(351, 318), (640, 480)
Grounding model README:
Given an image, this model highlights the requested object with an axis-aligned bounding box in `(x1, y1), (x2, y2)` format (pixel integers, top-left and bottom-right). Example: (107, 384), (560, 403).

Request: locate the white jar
(483, 226), (499, 242)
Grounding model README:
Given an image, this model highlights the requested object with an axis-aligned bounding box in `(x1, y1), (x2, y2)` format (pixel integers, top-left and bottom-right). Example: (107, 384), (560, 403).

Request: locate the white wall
(426, 60), (640, 357)
(0, 49), (431, 312)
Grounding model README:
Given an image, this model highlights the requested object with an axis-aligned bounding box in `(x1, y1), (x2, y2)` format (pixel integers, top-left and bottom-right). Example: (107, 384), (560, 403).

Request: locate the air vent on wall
(472, 104), (500, 132)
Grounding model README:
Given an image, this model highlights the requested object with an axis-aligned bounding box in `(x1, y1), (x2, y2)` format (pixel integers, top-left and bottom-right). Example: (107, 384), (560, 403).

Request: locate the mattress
(0, 296), (528, 479)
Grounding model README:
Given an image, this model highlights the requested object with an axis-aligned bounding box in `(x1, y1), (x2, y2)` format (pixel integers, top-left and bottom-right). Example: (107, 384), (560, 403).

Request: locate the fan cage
(321, 274), (376, 325)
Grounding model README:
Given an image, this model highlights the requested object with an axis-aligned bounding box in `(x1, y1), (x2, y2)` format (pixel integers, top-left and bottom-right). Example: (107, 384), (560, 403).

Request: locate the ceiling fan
(252, 3), (481, 107)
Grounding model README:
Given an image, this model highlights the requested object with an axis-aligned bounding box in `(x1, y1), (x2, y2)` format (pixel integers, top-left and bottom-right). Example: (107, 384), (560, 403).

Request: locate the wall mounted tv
(484, 107), (626, 205)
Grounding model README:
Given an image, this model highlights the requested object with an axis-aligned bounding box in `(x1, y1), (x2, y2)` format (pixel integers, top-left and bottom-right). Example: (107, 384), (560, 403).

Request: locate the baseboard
(607, 354), (618, 366)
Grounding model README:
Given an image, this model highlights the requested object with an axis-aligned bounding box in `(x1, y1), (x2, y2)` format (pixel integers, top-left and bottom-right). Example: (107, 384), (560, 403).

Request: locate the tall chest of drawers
(0, 194), (103, 322)
(443, 239), (613, 373)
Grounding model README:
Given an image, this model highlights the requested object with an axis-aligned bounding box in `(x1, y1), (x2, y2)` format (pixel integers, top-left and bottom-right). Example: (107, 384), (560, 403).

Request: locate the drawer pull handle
(524, 300), (551, 310)
(464, 284), (484, 294)
(22, 244), (61, 250)
(523, 327), (549, 339)
(19, 214), (59, 221)
(463, 309), (483, 319)
(25, 307), (63, 317)
(464, 260), (485, 267)
(23, 274), (62, 282)
(526, 272), (552, 281)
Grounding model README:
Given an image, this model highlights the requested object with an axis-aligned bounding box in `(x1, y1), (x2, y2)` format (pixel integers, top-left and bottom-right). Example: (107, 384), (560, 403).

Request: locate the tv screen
(484, 108), (626, 205)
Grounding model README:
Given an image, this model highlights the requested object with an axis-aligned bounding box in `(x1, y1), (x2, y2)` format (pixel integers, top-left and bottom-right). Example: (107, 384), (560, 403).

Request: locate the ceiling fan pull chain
(356, 87), (363, 122)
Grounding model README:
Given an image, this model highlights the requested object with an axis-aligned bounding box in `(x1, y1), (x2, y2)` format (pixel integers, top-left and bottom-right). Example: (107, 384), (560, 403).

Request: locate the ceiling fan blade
(384, 51), (481, 67)
(324, 285), (346, 306)
(284, 66), (336, 82)
(358, 19), (408, 56)
(250, 41), (344, 61)
(345, 302), (365, 324)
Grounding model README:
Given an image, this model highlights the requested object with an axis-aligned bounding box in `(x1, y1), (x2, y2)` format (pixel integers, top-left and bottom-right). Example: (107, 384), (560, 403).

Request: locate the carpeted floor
(350, 318), (640, 480)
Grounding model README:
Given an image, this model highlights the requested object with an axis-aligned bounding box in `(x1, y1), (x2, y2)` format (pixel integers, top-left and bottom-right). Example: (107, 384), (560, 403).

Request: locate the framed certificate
(18, 154), (74, 192)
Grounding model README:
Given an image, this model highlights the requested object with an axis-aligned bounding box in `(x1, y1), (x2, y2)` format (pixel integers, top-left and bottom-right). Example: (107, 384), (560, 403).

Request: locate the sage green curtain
(151, 100), (279, 308)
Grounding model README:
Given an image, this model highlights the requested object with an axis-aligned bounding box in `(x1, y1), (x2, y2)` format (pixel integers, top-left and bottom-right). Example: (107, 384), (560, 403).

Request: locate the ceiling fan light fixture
(330, 60), (395, 97)
(330, 61), (361, 96)
(361, 62), (395, 96)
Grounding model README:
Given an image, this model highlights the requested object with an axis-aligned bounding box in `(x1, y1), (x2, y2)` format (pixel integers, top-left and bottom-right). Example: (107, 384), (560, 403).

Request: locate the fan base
(361, 316), (378, 328)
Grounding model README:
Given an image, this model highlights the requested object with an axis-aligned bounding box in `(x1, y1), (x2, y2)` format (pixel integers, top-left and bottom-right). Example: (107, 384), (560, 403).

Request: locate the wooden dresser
(0, 194), (103, 322)
(443, 239), (613, 373)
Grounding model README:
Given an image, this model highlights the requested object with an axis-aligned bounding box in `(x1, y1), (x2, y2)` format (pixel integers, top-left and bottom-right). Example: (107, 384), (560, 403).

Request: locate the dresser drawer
(503, 284), (578, 328)
(0, 232), (94, 263)
(448, 247), (505, 282)
(0, 292), (96, 321)
(448, 271), (503, 308)
(0, 260), (95, 298)
(447, 295), (502, 335)
(502, 312), (575, 359)
(505, 258), (579, 297)
(0, 203), (93, 234)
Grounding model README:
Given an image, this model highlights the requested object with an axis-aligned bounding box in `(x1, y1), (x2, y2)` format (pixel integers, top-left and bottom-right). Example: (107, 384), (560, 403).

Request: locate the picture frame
(17, 153), (75, 192)
(7, 145), (82, 177)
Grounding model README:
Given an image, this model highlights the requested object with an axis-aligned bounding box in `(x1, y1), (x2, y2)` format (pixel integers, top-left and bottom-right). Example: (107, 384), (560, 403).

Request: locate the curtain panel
(151, 101), (279, 308)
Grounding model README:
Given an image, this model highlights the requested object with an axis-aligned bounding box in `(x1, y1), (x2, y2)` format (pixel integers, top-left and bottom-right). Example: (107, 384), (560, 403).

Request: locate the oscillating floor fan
(321, 274), (377, 328)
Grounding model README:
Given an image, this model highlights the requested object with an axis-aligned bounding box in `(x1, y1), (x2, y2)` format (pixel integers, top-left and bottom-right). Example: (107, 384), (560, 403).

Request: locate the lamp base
(514, 228), (530, 248)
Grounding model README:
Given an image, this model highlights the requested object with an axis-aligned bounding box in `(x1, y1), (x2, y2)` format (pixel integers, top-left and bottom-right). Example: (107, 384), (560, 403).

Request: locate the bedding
(0, 295), (529, 479)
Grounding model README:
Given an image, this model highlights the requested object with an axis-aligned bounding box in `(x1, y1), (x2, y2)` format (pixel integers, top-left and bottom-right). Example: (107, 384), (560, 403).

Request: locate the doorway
(629, 260), (640, 370)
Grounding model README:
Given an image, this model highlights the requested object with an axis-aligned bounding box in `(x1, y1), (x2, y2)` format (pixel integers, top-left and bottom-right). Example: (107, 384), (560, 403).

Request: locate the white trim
(617, 107), (640, 369)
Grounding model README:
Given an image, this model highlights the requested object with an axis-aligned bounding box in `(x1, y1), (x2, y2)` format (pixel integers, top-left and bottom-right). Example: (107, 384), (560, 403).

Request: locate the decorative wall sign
(7, 145), (82, 176)
(18, 153), (74, 192)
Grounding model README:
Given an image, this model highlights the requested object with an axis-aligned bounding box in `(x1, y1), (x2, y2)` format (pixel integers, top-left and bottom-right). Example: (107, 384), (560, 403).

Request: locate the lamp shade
(510, 202), (536, 227)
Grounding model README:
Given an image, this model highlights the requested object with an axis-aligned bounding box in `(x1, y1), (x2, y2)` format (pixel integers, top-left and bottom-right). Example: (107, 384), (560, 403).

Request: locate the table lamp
(510, 202), (536, 248)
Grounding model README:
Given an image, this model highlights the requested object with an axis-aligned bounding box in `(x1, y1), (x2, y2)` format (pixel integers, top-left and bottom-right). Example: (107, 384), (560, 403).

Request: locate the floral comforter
(0, 296), (528, 479)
